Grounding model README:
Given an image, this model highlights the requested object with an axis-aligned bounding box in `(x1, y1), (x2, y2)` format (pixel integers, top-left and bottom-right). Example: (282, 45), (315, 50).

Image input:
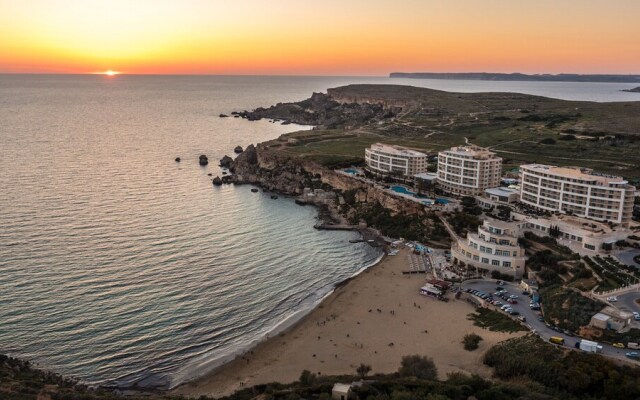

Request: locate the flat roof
(440, 145), (500, 159)
(592, 313), (610, 322)
(369, 143), (427, 157)
(521, 164), (627, 185)
(485, 187), (519, 196)
(415, 172), (438, 180)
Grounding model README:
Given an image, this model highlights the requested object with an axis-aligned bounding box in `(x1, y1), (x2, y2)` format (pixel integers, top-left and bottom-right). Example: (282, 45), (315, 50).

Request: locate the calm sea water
(0, 75), (637, 389)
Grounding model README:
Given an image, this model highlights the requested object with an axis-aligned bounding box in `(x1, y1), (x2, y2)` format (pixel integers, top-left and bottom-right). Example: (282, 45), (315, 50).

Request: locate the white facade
(365, 143), (428, 176)
(437, 145), (502, 196)
(514, 213), (632, 253)
(520, 164), (636, 226)
(451, 219), (526, 278)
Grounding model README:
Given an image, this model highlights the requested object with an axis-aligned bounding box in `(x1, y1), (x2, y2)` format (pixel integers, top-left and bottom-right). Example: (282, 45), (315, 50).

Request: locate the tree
(356, 363), (372, 379)
(398, 355), (438, 380)
(299, 369), (316, 386)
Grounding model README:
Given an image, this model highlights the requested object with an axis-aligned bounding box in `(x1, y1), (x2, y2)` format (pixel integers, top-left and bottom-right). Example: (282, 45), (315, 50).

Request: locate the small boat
(251, 188), (259, 193)
(270, 195), (278, 199)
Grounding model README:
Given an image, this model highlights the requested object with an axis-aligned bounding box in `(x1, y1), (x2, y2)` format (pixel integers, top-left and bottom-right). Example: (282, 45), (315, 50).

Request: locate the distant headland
(390, 72), (640, 83)
(622, 86), (640, 93)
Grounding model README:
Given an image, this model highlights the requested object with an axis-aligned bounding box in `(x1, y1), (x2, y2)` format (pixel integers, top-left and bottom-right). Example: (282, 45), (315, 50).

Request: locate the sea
(0, 74), (638, 389)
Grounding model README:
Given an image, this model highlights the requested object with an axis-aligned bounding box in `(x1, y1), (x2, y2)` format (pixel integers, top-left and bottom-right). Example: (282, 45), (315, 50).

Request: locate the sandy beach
(173, 247), (520, 398)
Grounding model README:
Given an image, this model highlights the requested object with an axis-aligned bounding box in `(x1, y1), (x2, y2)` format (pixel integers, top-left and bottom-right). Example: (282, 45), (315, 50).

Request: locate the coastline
(172, 247), (521, 399)
(166, 245), (385, 390)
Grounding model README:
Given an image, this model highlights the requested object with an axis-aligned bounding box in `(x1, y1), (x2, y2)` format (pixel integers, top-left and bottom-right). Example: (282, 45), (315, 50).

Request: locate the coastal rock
(175, 157), (181, 162)
(230, 91), (394, 129)
(622, 87), (640, 93)
(199, 155), (208, 166)
(212, 176), (223, 186)
(219, 113), (229, 118)
(219, 155), (234, 168)
(234, 145), (244, 154)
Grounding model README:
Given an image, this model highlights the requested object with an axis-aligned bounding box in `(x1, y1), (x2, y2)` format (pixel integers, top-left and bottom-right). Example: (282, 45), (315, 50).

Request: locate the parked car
(522, 291), (530, 295)
(494, 301), (503, 307)
(607, 296), (618, 302)
(509, 295), (519, 299)
(505, 308), (513, 313)
(626, 352), (640, 359)
(517, 316), (526, 322)
(500, 305), (510, 310)
(509, 310), (520, 316)
(508, 299), (518, 304)
(538, 316), (545, 322)
(613, 342), (625, 349)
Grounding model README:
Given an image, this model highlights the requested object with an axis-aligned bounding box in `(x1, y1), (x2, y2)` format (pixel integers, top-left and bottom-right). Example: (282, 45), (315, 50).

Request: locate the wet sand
(173, 248), (519, 398)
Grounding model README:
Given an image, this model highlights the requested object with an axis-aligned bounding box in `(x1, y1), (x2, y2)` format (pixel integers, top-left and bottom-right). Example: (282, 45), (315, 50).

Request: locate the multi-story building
(519, 164), (636, 226)
(451, 219), (526, 278)
(364, 143), (428, 176)
(437, 145), (502, 196)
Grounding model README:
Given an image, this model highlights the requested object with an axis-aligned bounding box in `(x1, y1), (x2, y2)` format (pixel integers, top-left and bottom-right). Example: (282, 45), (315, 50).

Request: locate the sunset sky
(1, 0), (639, 75)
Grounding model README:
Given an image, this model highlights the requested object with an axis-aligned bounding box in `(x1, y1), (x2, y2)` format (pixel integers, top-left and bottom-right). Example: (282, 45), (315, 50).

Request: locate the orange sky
(1, 0), (639, 75)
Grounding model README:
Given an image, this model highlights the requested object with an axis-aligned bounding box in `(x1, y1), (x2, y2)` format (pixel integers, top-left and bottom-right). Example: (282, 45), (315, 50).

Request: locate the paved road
(617, 290), (640, 314)
(462, 279), (639, 363)
(617, 249), (640, 269)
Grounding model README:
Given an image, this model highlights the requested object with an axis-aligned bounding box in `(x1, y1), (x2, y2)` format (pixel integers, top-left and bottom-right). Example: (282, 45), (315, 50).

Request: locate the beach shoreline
(172, 247), (521, 399)
(166, 249), (386, 391)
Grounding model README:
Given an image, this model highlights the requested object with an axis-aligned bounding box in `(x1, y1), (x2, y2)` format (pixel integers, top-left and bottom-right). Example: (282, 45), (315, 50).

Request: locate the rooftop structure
(437, 145), (502, 196)
(365, 143), (428, 176)
(520, 164), (636, 226)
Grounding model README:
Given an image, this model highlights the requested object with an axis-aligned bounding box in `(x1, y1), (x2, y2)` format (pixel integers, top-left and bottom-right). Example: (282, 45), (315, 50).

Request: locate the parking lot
(462, 279), (639, 363)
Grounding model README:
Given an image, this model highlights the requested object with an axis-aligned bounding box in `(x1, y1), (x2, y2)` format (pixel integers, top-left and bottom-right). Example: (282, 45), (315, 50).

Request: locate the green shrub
(462, 333), (483, 351)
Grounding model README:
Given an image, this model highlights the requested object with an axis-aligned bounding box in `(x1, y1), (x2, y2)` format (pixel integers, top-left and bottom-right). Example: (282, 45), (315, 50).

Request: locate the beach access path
(173, 248), (521, 398)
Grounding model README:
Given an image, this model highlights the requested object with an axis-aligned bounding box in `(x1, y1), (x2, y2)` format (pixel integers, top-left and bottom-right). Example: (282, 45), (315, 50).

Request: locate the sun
(102, 70), (120, 76)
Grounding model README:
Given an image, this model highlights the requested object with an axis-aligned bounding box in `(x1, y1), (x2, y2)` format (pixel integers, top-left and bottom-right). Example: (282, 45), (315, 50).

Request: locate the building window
(473, 255), (479, 261)
(482, 257), (489, 264)
(492, 260), (500, 266)
(503, 261), (511, 268)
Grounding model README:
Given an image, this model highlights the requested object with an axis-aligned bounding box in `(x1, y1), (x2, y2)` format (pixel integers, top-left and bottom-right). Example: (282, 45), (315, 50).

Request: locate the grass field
(267, 85), (640, 179)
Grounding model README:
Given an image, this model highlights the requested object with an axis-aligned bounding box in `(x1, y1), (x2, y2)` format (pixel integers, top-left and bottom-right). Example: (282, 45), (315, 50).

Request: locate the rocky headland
(622, 86), (640, 93)
(234, 91), (399, 129)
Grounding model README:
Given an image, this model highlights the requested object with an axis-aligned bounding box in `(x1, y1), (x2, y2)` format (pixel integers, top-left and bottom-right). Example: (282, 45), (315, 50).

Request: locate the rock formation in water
(199, 155), (208, 166)
(219, 155), (234, 168)
(212, 176), (222, 186)
(622, 87), (640, 93)
(219, 113), (229, 118)
(175, 157), (181, 162)
(234, 145), (244, 154)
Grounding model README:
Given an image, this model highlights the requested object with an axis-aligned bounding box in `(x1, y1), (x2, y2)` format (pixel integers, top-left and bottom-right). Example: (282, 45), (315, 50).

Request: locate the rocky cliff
(230, 144), (425, 215)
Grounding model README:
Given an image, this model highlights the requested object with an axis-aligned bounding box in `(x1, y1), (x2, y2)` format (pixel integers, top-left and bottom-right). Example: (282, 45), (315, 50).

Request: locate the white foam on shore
(168, 250), (385, 389)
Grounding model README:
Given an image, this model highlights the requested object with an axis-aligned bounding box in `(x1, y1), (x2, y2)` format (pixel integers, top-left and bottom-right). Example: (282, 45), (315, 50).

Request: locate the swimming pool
(344, 168), (360, 175)
(390, 185), (416, 195)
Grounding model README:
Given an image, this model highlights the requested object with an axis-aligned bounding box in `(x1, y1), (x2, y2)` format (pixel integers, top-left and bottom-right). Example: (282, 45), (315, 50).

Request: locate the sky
(1, 0), (639, 75)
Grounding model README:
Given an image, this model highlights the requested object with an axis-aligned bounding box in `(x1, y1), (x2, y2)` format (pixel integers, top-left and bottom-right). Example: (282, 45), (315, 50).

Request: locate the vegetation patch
(462, 333), (483, 351)
(484, 335), (640, 400)
(467, 308), (526, 333)
(539, 285), (605, 332)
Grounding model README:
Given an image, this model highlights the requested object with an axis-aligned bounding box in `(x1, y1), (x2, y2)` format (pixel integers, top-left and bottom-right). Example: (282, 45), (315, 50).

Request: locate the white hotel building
(451, 219), (526, 278)
(364, 143), (429, 176)
(437, 145), (502, 196)
(520, 164), (636, 226)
